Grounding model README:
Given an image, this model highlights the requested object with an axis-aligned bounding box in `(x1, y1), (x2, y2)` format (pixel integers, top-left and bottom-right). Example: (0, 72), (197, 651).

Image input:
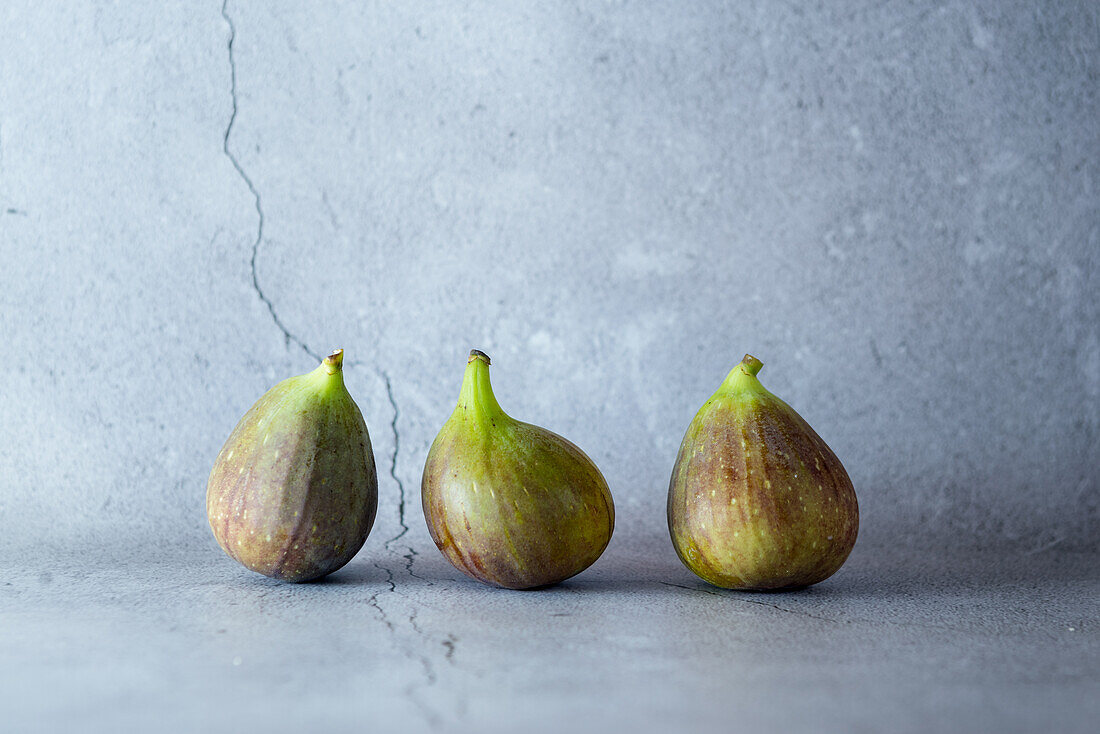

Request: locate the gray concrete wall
(1, 0), (1097, 556)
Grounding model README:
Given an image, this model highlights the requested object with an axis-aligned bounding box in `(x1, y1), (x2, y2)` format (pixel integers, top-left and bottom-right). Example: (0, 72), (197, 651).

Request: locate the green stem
(322, 349), (344, 375)
(718, 353), (766, 394)
(457, 349), (508, 422)
(739, 354), (763, 376)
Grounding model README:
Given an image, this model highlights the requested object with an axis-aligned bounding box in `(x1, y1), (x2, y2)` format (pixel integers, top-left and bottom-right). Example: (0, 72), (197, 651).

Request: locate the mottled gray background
(1, 2), (1097, 733)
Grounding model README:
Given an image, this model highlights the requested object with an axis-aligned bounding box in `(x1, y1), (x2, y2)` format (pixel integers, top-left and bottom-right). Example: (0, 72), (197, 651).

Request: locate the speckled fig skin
(207, 350), (378, 582)
(422, 350), (614, 589)
(668, 355), (858, 590)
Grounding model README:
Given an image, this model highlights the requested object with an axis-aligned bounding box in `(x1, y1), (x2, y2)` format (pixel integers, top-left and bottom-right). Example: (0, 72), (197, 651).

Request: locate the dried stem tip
(740, 354), (763, 376)
(468, 349), (491, 365)
(323, 349), (344, 374)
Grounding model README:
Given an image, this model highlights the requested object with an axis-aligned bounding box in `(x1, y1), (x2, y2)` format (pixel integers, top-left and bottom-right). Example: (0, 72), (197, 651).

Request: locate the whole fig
(207, 350), (378, 582)
(422, 350), (614, 589)
(668, 354), (858, 590)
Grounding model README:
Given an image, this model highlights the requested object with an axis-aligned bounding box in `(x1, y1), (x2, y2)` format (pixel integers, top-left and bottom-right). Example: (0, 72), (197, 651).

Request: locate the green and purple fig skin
(206, 349), (378, 582)
(667, 355), (858, 590)
(421, 350), (615, 590)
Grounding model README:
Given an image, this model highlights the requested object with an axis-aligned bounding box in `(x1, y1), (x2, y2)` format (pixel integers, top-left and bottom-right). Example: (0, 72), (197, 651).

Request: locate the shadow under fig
(238, 516), (1100, 597)
(571, 523), (1100, 601)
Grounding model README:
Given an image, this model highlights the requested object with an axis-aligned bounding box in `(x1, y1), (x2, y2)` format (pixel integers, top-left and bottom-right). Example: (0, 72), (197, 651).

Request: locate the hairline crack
(221, 0), (318, 363)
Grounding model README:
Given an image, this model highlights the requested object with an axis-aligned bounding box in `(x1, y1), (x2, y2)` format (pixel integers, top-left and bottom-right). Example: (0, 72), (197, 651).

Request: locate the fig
(667, 355), (858, 590)
(421, 350), (614, 589)
(207, 349), (378, 582)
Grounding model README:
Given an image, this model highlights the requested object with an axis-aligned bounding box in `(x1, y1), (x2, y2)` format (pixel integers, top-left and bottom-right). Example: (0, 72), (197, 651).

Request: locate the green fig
(207, 349), (378, 582)
(668, 355), (858, 590)
(421, 350), (615, 589)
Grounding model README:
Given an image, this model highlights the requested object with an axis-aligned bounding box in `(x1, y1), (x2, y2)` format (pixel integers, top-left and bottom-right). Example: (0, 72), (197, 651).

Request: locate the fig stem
(718, 353), (767, 395)
(740, 354), (763, 376)
(458, 348), (506, 421)
(323, 349), (344, 375)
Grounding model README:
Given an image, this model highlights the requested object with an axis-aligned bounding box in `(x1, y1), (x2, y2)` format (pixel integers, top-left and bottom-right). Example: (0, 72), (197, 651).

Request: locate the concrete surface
(2, 541), (1097, 733)
(0, 1), (1097, 732)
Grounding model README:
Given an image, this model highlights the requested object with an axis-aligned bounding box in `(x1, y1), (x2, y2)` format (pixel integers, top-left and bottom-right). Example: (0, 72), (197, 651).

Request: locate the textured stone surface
(2, 541), (1097, 733)
(0, 1), (1097, 731)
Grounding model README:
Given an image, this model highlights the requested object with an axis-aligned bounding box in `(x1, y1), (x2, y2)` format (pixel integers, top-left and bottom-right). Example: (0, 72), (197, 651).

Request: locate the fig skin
(207, 350), (378, 582)
(422, 350), (615, 590)
(667, 355), (858, 590)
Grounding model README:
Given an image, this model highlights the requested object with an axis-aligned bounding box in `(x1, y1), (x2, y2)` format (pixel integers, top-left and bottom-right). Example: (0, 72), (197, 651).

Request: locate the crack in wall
(221, 0), (319, 363)
(380, 372), (429, 584)
(218, 7), (448, 720)
(375, 375), (450, 706)
(367, 562), (397, 632)
(442, 635), (457, 663)
(401, 607), (443, 730)
(407, 608), (439, 685)
(381, 372), (408, 545)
